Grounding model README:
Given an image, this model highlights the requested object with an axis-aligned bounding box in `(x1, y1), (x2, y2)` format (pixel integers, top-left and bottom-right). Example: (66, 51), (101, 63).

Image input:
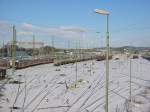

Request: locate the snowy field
(0, 57), (150, 112)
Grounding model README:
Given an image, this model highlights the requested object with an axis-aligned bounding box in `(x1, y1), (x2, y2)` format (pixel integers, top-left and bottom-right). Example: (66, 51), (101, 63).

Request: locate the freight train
(0, 59), (10, 68)
(0, 58), (53, 69)
(15, 58), (53, 69)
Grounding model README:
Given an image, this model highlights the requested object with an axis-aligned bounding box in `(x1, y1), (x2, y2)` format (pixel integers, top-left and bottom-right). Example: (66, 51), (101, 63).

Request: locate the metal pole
(75, 41), (78, 88)
(51, 36), (55, 60)
(2, 40), (4, 57)
(130, 58), (132, 111)
(68, 40), (70, 49)
(41, 44), (44, 58)
(12, 25), (16, 74)
(105, 14), (109, 112)
(130, 59), (131, 101)
(33, 35), (35, 59)
(96, 32), (100, 48)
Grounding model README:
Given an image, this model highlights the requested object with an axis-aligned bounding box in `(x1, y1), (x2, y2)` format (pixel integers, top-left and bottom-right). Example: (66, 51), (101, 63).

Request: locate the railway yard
(0, 1), (150, 112)
(0, 56), (150, 112)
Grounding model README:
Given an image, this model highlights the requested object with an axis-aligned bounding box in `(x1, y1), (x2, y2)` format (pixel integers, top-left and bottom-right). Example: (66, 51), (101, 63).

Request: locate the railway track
(1, 58), (149, 112)
(65, 74), (104, 112)
(31, 85), (61, 112)
(21, 75), (60, 111)
(118, 73), (150, 83)
(10, 68), (59, 112)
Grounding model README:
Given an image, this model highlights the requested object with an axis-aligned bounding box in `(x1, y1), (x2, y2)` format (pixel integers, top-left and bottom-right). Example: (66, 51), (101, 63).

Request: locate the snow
(0, 57), (150, 112)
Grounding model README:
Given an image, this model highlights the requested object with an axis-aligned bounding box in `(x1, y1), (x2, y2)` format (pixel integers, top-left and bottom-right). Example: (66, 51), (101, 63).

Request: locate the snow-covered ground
(0, 57), (150, 112)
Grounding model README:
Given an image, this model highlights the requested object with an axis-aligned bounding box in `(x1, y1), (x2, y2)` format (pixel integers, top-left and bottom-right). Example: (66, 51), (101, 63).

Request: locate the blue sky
(0, 0), (150, 48)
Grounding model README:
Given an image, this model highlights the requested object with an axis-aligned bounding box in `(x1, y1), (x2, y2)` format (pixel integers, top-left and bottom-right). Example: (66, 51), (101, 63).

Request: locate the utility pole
(130, 58), (132, 111)
(41, 44), (44, 58)
(33, 35), (35, 59)
(2, 40), (4, 57)
(78, 41), (81, 60)
(68, 40), (72, 60)
(51, 36), (55, 60)
(68, 40), (70, 49)
(12, 25), (16, 74)
(75, 41), (78, 88)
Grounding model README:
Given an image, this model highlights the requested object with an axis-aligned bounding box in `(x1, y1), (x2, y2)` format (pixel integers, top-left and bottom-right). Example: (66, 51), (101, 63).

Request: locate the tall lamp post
(94, 9), (110, 112)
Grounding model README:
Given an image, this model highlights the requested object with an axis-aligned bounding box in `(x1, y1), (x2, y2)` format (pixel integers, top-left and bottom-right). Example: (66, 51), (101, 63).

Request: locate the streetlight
(94, 9), (110, 112)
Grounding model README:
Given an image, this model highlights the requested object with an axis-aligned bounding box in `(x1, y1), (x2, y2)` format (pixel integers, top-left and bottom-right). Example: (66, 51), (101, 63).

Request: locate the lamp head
(95, 9), (110, 15)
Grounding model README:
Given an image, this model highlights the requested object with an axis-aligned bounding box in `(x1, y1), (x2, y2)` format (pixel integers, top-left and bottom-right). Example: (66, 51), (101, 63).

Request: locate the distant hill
(113, 46), (150, 51)
(93, 46), (150, 52)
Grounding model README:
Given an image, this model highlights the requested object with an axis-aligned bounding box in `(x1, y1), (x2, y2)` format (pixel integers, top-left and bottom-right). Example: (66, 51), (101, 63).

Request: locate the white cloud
(20, 23), (88, 40)
(0, 21), (98, 48)
(59, 26), (87, 33)
(21, 23), (34, 29)
(0, 20), (13, 30)
(0, 20), (12, 41)
(17, 31), (33, 36)
(21, 23), (87, 33)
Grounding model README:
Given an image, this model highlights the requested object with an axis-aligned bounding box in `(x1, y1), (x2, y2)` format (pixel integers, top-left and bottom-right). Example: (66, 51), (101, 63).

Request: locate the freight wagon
(0, 59), (10, 68)
(15, 58), (53, 69)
